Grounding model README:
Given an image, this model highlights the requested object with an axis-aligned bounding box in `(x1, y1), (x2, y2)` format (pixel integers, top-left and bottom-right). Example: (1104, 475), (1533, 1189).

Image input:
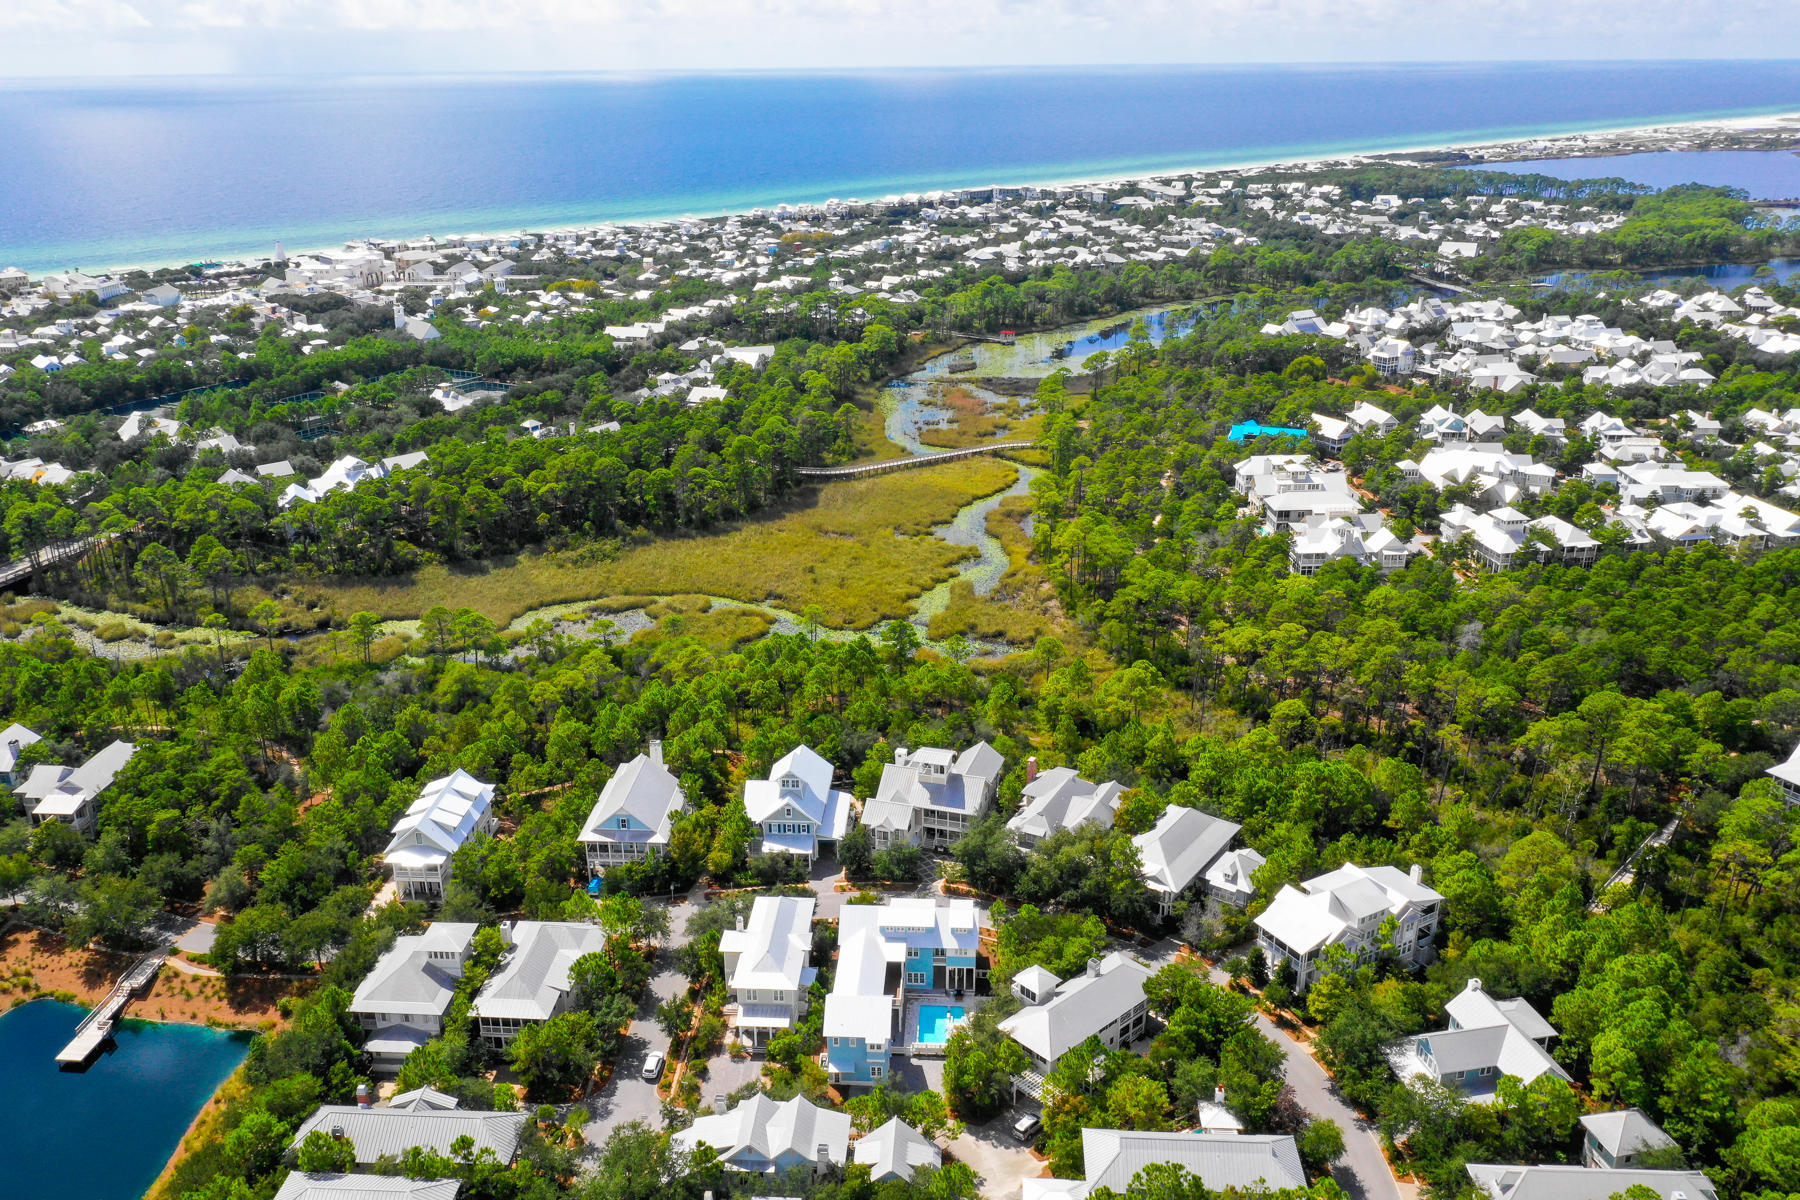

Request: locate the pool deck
(902, 994), (980, 1049)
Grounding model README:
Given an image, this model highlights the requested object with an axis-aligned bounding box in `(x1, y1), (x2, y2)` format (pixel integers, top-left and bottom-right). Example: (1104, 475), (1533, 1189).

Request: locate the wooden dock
(56, 951), (165, 1066)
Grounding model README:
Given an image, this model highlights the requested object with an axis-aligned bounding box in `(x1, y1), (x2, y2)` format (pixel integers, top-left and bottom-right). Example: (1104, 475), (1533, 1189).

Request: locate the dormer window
(618, 817), (630, 829)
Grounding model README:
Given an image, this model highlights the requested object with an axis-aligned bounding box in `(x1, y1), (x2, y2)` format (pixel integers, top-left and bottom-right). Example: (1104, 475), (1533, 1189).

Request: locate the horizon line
(4, 58), (1800, 86)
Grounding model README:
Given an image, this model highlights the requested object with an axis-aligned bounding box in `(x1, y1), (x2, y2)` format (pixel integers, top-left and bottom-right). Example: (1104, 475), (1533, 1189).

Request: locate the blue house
(823, 898), (986, 1088)
(576, 741), (685, 877)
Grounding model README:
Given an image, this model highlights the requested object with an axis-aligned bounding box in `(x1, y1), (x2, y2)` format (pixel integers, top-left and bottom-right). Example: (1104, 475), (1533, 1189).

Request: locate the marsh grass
(634, 605), (775, 655)
(928, 492), (1071, 645)
(301, 459), (1019, 629)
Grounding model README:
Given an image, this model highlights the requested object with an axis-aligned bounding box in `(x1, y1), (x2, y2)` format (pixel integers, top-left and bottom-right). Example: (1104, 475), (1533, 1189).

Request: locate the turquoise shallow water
(0, 999), (252, 1200)
(916, 1003), (966, 1045)
(3, 62), (1800, 271)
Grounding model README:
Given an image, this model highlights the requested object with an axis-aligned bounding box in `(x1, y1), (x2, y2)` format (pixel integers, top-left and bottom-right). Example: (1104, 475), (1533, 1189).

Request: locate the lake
(1474, 149), (1800, 199)
(0, 999), (253, 1200)
(1538, 258), (1800, 289)
(4, 61), (1800, 271)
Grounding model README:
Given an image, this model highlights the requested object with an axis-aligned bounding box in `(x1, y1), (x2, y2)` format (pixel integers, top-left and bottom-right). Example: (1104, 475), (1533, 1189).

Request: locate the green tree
(294, 1128), (357, 1173)
(510, 1010), (602, 1099)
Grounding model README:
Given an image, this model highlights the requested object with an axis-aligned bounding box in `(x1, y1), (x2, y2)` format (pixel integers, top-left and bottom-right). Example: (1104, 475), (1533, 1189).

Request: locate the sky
(1, 0), (1798, 77)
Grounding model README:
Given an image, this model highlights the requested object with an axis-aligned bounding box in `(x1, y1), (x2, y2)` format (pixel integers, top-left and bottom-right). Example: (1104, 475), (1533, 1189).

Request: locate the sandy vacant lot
(0, 925), (295, 1030)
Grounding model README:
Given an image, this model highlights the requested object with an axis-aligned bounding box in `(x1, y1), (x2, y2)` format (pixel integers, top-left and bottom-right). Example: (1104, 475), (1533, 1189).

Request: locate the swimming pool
(916, 1004), (967, 1046)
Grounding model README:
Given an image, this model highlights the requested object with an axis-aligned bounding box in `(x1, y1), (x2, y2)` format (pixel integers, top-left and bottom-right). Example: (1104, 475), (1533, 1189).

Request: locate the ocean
(2, 62), (1799, 273)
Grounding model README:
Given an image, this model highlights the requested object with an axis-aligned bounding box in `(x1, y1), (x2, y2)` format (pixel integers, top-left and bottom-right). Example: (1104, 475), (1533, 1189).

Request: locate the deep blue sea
(2, 62), (1800, 273)
(0, 999), (251, 1200)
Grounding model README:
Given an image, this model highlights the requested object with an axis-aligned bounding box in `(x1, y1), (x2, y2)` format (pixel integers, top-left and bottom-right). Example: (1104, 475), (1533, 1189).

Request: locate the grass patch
(589, 595), (659, 613)
(634, 606), (776, 654)
(928, 492), (1070, 645)
(643, 594), (713, 620)
(298, 458), (1020, 630)
(847, 393), (912, 463)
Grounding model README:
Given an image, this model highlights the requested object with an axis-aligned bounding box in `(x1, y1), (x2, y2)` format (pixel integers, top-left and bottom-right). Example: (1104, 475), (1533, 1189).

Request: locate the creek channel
(498, 304), (1203, 655)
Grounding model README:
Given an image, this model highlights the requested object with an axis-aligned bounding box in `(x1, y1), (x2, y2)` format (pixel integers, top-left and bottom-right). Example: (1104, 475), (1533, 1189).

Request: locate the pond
(1469, 149), (1800, 200)
(0, 999), (253, 1200)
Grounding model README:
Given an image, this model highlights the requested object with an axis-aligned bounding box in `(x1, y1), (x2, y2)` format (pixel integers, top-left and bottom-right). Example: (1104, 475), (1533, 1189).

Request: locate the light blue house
(823, 898), (986, 1088)
(576, 741), (685, 877)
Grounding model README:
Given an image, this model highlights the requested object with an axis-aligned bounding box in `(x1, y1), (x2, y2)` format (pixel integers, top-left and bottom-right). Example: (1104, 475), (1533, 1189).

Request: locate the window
(870, 1064), (885, 1080)
(774, 991), (786, 1002)
(618, 817), (629, 829)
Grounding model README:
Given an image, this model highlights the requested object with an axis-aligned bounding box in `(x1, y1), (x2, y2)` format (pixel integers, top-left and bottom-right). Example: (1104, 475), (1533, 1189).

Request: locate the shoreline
(20, 105), (1800, 280)
(0, 923), (294, 1034)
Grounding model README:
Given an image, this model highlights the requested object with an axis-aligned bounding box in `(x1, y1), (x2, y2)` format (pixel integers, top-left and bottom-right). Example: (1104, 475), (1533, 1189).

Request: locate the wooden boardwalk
(56, 950), (166, 1066)
(796, 441), (1033, 481)
(1404, 271), (1474, 296)
(0, 535), (102, 590)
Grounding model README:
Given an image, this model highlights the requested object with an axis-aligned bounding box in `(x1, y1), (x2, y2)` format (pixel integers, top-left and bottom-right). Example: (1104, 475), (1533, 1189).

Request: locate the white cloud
(3, 0), (1797, 72)
(0, 0), (150, 32)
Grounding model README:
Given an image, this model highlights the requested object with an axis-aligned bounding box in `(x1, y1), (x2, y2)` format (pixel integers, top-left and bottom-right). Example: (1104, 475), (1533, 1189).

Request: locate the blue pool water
(5, 62), (1800, 271)
(0, 999), (253, 1200)
(1229, 422), (1311, 442)
(916, 1004), (966, 1045)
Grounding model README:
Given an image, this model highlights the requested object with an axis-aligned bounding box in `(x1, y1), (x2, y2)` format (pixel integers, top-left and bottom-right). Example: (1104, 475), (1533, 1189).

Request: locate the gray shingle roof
(1465, 1164), (1717, 1200)
(1578, 1109), (1676, 1158)
(672, 1094), (851, 1170)
(273, 1174), (461, 1200)
(578, 751), (685, 847)
(999, 952), (1149, 1062)
(852, 1117), (941, 1182)
(290, 1106), (526, 1166)
(471, 921), (609, 1023)
(1081, 1129), (1305, 1193)
(1132, 805), (1240, 895)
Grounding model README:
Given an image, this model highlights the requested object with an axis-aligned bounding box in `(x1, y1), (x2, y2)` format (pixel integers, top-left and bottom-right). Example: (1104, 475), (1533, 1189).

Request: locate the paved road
(1191, 954), (1403, 1200)
(949, 1113), (1046, 1200)
(586, 898), (694, 1139)
(1249, 1011), (1402, 1200)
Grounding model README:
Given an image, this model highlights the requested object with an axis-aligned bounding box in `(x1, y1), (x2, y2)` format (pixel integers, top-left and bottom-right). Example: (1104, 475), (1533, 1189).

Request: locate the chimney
(649, 739), (664, 766)
(1086, 956), (1103, 978)
(713, 1094), (728, 1115)
(1408, 863), (1422, 884)
(1214, 1084), (1226, 1106)
(815, 1144), (832, 1176)
(735, 915), (745, 932)
(894, 746), (908, 765)
(1026, 756), (1038, 784)
(1466, 977), (1483, 994)
(355, 1083), (371, 1108)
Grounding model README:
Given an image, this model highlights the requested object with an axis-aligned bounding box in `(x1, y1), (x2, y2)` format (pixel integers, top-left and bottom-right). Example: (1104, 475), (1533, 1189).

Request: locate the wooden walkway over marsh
(796, 441), (1034, 480)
